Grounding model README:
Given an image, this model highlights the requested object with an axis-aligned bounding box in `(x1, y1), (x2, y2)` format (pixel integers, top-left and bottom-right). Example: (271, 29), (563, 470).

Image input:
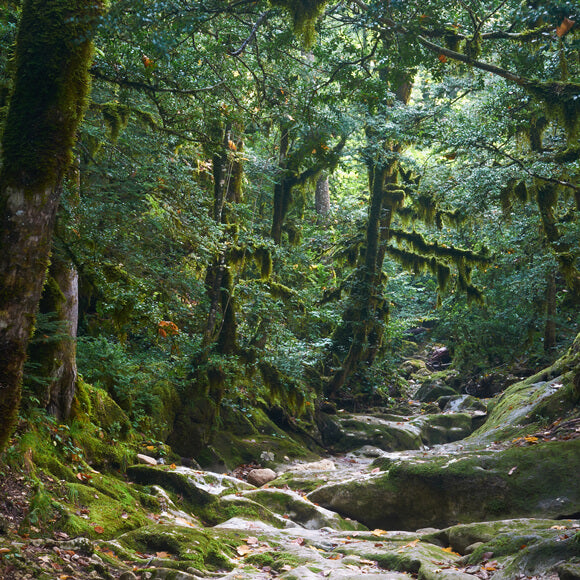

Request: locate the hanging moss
(390, 228), (490, 266)
(228, 245), (247, 267)
(514, 180), (530, 203)
(464, 33), (481, 59)
(397, 206), (416, 226)
(437, 262), (451, 292)
(443, 29), (462, 53)
(258, 361), (305, 414)
(415, 194), (437, 225)
(525, 80), (580, 141)
(285, 222), (302, 245)
(98, 102), (131, 143)
(254, 246), (273, 280)
(270, 0), (328, 47)
(383, 184), (406, 209)
(266, 281), (297, 300)
(0, 0), (104, 191)
(500, 179), (516, 215)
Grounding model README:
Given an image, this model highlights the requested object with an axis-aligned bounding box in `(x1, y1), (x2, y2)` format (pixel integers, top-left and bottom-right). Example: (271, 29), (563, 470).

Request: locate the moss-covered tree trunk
(0, 0), (102, 452)
(271, 127), (291, 244)
(322, 78), (412, 400)
(27, 259), (79, 420)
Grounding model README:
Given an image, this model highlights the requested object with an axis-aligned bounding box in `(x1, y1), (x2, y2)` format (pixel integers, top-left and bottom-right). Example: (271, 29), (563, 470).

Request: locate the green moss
(0, 0), (104, 191)
(98, 101), (131, 142)
(117, 524), (236, 572)
(270, 0), (328, 47)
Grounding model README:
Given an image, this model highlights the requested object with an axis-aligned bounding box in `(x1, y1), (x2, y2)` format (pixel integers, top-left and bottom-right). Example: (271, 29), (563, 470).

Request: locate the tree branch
(228, 11), (270, 56)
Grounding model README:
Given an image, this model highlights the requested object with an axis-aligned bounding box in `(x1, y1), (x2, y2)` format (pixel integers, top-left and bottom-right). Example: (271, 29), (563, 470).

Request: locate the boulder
(127, 464), (254, 507)
(247, 468), (277, 487)
(307, 438), (580, 530)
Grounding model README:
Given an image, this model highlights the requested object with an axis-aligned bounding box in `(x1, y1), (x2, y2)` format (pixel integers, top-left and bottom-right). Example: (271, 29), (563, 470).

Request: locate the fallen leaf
(508, 466), (517, 476)
(156, 551), (171, 558)
(550, 525), (567, 530)
(290, 537), (305, 545)
(93, 525), (105, 534)
(442, 546), (460, 555)
(438, 54), (448, 63)
(404, 539), (420, 548)
(371, 467), (381, 473)
(524, 436), (538, 443)
(372, 529), (387, 536)
(237, 545), (252, 556)
(245, 536), (259, 545)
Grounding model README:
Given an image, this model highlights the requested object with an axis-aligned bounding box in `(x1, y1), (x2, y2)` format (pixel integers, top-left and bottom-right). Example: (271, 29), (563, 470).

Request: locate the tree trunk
(543, 270), (557, 353)
(27, 259), (79, 420)
(271, 127), (290, 244)
(315, 173), (330, 217)
(0, 0), (102, 452)
(322, 75), (413, 399)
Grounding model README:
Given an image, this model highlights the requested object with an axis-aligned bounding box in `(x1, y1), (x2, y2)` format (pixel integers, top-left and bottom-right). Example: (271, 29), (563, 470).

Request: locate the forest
(0, 1), (579, 579)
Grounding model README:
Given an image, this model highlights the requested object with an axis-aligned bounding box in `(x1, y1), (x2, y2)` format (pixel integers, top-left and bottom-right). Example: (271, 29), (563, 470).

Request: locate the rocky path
(1, 364), (579, 580)
(103, 382), (580, 580)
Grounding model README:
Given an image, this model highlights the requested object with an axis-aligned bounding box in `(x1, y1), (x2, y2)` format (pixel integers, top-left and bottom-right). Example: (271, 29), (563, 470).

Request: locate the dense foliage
(1, 0), (578, 457)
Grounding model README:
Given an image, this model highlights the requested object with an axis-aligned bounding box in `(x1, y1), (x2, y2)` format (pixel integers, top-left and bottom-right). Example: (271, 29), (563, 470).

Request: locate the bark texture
(0, 0), (101, 452)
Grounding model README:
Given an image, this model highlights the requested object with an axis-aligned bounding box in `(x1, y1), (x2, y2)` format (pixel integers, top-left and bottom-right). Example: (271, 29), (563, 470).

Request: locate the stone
(290, 459), (336, 471)
(119, 572), (138, 580)
(247, 468), (277, 486)
(136, 453), (157, 466)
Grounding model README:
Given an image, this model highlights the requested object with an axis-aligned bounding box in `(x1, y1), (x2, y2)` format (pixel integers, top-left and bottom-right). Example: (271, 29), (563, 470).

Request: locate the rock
(308, 439), (580, 530)
(415, 382), (458, 403)
(136, 453), (157, 466)
(289, 459), (336, 471)
(247, 468), (277, 486)
(238, 488), (365, 531)
(119, 572), (138, 580)
(127, 464), (253, 506)
(557, 561), (580, 580)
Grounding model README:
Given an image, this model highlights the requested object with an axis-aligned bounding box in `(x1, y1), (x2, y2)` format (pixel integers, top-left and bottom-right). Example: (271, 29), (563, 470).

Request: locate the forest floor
(1, 341), (579, 580)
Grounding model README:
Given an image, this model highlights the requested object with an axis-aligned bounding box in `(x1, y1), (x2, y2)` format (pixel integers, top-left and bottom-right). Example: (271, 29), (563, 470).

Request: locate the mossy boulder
(413, 413), (474, 446)
(238, 488), (366, 531)
(115, 524), (236, 573)
(317, 413), (424, 452)
(307, 439), (580, 530)
(126, 465), (253, 509)
(317, 411), (477, 453)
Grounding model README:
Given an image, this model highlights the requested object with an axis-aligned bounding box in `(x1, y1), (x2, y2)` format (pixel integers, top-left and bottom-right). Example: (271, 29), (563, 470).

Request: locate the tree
(0, 0), (104, 452)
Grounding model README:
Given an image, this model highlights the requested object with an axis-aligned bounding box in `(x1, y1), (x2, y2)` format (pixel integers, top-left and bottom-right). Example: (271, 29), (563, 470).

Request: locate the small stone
(464, 541), (484, 554)
(247, 468), (277, 486)
(136, 453), (157, 466)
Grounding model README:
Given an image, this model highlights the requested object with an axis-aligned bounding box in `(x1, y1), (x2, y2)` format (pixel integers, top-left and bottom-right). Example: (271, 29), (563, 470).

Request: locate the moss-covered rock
(115, 524), (237, 572)
(308, 438), (580, 530)
(238, 488), (366, 531)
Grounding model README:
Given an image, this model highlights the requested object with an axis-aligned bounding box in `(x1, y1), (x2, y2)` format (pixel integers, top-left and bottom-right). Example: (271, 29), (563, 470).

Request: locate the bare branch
(228, 11), (271, 56)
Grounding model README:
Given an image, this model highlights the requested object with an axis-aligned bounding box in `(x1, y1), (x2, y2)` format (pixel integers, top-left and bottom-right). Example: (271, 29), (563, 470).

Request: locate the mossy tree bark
(27, 259), (79, 419)
(271, 125), (346, 244)
(323, 78), (413, 400)
(0, 0), (102, 452)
